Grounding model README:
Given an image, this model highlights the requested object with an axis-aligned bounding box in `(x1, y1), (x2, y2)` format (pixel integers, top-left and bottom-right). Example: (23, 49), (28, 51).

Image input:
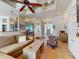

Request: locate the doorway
(2, 25), (7, 32)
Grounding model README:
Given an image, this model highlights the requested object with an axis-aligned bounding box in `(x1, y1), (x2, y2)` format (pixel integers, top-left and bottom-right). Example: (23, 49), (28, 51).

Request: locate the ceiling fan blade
(19, 5), (26, 11)
(27, 5), (35, 13)
(16, 0), (23, 4)
(30, 3), (43, 7)
(24, 0), (28, 2)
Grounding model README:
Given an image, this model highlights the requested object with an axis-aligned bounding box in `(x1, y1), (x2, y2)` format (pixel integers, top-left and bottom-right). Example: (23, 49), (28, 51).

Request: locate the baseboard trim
(69, 49), (76, 59)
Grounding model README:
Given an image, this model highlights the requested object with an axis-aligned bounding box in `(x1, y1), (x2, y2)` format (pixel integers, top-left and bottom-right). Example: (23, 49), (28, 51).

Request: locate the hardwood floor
(40, 41), (74, 59)
(16, 41), (74, 59)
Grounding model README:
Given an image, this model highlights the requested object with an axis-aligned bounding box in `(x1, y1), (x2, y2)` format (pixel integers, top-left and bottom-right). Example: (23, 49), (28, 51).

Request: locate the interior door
(47, 29), (51, 35)
(2, 25), (7, 32)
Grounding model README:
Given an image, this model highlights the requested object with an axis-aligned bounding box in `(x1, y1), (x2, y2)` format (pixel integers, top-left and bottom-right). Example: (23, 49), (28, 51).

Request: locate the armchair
(47, 36), (58, 48)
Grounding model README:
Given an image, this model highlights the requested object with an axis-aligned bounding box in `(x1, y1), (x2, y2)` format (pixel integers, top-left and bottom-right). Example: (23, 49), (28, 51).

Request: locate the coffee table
(23, 40), (44, 59)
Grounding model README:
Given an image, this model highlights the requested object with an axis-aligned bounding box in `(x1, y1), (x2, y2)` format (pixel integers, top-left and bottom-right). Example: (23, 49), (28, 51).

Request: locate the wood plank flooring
(16, 41), (74, 59)
(40, 41), (74, 59)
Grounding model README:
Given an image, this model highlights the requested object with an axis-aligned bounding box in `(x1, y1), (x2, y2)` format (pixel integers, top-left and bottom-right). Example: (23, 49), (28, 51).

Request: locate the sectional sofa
(0, 52), (15, 59)
(0, 35), (34, 58)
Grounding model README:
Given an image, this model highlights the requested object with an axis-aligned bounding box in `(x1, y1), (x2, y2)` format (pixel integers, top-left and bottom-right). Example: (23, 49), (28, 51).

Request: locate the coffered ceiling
(1, 0), (73, 19)
(2, 0), (16, 7)
(25, 0), (72, 19)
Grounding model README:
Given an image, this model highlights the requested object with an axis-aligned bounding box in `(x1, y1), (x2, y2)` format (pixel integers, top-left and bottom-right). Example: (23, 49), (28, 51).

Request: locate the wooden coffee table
(23, 40), (44, 59)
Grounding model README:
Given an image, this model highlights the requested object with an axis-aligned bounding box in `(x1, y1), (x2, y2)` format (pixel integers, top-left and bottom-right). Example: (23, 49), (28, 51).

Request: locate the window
(2, 18), (7, 23)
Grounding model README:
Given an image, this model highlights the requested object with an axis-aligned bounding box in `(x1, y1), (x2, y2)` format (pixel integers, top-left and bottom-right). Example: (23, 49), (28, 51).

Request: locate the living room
(0, 0), (78, 59)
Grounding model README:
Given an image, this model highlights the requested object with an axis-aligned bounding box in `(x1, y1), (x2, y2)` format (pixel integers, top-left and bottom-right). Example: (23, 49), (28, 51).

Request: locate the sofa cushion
(0, 36), (17, 48)
(19, 39), (34, 47)
(0, 43), (23, 54)
(18, 35), (26, 43)
(0, 52), (15, 59)
(0, 39), (34, 55)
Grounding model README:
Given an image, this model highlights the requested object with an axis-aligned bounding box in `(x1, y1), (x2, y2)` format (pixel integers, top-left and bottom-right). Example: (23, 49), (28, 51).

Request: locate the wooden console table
(23, 40), (44, 59)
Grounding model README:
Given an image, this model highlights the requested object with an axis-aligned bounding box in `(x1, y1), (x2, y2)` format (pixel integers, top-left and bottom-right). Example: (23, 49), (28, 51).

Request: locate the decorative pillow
(18, 35), (26, 43)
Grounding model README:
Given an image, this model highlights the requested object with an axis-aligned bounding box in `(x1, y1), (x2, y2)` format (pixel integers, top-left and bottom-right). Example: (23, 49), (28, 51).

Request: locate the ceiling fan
(16, 0), (43, 13)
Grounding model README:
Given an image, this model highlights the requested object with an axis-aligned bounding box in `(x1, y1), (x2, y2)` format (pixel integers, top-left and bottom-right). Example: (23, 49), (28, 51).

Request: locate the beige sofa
(0, 52), (15, 59)
(0, 36), (34, 57)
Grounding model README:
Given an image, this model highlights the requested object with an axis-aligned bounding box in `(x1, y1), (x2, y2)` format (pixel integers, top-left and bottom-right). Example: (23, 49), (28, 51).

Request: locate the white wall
(51, 16), (65, 36)
(0, 1), (11, 16)
(33, 16), (65, 37)
(0, 0), (17, 17)
(64, 0), (79, 59)
(0, 1), (19, 31)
